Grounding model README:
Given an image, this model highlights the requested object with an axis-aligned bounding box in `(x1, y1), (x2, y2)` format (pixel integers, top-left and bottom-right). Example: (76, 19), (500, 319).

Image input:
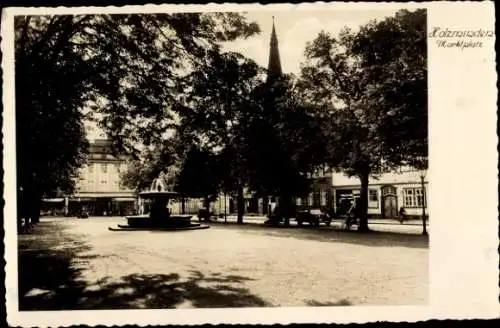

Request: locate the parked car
(198, 209), (216, 222)
(296, 208), (331, 227)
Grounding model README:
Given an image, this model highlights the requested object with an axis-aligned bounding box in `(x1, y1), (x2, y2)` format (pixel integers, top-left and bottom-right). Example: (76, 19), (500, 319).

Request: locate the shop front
(68, 193), (137, 217)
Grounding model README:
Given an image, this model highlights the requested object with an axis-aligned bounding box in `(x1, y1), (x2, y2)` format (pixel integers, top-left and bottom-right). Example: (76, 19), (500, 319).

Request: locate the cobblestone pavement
(18, 217), (428, 310)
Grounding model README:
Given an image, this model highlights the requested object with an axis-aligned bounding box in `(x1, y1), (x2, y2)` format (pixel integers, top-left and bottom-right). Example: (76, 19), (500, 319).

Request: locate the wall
(331, 167), (426, 188)
(74, 139), (134, 196)
(77, 160), (130, 194)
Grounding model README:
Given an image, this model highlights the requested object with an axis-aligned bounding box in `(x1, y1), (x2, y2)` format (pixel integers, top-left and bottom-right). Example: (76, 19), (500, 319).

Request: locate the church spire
(267, 16), (282, 81)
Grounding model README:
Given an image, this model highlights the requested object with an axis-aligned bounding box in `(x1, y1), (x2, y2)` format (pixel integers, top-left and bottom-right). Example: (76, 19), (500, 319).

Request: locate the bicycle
(20, 217), (34, 234)
(343, 215), (358, 231)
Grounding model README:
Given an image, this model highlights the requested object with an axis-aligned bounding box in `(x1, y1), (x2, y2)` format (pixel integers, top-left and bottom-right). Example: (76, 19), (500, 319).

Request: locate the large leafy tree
(175, 146), (226, 213)
(244, 75), (327, 220)
(15, 16), (91, 225)
(299, 9), (427, 231)
(15, 13), (259, 227)
(175, 50), (263, 224)
(120, 140), (179, 192)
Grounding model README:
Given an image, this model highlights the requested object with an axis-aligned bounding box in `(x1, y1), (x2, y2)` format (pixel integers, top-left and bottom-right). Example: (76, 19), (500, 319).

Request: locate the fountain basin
(109, 226), (210, 231)
(109, 214), (210, 231)
(126, 214), (193, 228)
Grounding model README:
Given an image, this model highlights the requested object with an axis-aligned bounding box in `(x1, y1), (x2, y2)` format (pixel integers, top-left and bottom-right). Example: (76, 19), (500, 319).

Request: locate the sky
(86, 9), (400, 141)
(223, 9), (400, 74)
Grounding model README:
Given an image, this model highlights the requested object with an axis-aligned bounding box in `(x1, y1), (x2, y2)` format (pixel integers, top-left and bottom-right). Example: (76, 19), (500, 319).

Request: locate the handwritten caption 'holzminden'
(429, 27), (495, 50)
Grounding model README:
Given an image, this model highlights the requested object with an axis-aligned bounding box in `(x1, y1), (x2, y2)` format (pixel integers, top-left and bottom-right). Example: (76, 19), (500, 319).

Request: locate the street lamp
(419, 169), (428, 236)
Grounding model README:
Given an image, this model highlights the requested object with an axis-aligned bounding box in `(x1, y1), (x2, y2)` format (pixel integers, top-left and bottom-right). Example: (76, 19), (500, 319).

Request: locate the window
(403, 188), (425, 208)
(101, 180), (107, 185)
(382, 186), (396, 196)
(368, 189), (379, 208)
(296, 198), (302, 206)
(88, 164), (94, 174)
(115, 163), (121, 173)
(308, 193), (313, 206)
(101, 163), (107, 173)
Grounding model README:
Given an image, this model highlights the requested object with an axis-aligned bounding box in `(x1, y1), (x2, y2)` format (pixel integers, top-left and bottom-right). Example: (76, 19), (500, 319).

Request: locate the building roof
(89, 139), (113, 154)
(267, 16), (283, 81)
(87, 139), (127, 161)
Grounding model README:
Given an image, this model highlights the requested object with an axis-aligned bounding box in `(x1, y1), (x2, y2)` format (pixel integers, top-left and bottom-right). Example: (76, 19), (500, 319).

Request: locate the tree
(299, 9), (427, 231)
(243, 75), (327, 222)
(15, 16), (91, 226)
(89, 13), (260, 156)
(120, 141), (179, 192)
(175, 146), (224, 214)
(175, 50), (263, 224)
(15, 13), (259, 228)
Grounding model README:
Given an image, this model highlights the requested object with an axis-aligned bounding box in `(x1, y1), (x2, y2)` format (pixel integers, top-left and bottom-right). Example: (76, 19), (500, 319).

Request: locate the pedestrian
(399, 207), (406, 224)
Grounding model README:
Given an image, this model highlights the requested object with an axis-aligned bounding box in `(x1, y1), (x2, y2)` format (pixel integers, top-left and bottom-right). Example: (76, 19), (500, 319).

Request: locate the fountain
(109, 171), (209, 231)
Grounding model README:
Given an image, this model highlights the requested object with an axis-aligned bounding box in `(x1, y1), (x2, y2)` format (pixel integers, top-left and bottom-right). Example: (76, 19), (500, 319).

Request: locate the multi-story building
(68, 139), (136, 216)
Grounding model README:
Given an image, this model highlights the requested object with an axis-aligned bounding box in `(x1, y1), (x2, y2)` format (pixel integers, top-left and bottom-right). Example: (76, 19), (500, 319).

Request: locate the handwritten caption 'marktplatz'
(429, 27), (495, 50)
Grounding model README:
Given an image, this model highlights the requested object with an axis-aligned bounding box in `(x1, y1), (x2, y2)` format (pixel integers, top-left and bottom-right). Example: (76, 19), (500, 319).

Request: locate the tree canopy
(243, 75), (326, 199)
(15, 13), (260, 224)
(298, 9), (427, 230)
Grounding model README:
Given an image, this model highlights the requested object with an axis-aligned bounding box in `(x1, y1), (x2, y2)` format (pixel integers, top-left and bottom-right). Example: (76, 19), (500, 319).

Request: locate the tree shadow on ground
(18, 222), (92, 310)
(21, 269), (270, 310)
(18, 222), (271, 310)
(78, 270), (269, 309)
(212, 222), (428, 249)
(305, 299), (352, 306)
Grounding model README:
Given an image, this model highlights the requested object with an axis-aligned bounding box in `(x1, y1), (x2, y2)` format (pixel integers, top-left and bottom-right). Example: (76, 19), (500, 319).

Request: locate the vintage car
(296, 208), (332, 227)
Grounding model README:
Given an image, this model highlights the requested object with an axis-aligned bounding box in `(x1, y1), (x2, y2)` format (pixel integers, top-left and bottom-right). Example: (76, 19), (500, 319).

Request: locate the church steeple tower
(267, 16), (282, 81)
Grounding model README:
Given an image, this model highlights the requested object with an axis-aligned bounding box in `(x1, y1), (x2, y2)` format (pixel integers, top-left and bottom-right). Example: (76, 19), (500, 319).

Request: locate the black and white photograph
(2, 2), (497, 326)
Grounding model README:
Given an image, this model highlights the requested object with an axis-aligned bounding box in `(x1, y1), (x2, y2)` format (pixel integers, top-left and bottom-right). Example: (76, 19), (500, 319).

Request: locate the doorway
(381, 185), (398, 218)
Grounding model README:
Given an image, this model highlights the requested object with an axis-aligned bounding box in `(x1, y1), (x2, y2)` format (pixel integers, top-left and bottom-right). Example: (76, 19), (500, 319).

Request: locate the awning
(69, 198), (94, 202)
(42, 198), (65, 203)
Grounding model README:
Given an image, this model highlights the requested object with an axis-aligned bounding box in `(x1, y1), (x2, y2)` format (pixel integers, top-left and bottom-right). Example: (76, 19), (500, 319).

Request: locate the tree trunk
(357, 171), (370, 232)
(276, 194), (292, 226)
(236, 183), (244, 224)
(26, 192), (42, 224)
(17, 190), (26, 233)
(263, 195), (269, 215)
(204, 196), (210, 213)
(181, 198), (186, 214)
(224, 192), (227, 222)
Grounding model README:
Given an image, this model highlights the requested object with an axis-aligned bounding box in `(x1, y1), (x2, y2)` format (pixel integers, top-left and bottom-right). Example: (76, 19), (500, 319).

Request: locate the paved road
(19, 217), (428, 310)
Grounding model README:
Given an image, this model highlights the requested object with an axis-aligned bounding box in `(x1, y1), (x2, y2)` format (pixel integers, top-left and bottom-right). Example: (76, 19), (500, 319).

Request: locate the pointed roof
(267, 16), (282, 81)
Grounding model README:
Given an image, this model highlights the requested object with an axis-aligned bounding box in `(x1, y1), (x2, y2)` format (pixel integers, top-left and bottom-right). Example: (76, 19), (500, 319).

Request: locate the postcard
(2, 2), (498, 327)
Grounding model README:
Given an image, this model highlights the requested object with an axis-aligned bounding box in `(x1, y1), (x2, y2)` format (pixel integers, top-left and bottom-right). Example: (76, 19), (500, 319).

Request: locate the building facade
(330, 167), (428, 219)
(68, 139), (136, 216)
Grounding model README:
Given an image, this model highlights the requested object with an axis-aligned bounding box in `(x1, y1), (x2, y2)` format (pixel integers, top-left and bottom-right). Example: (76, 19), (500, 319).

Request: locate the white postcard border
(2, 1), (498, 326)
